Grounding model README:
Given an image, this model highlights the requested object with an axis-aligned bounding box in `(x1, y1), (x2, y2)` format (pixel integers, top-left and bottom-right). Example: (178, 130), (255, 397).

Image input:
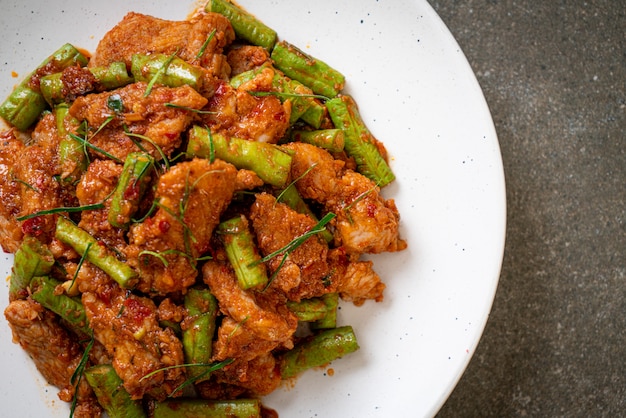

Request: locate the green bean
(84, 364), (147, 418)
(131, 53), (203, 92)
(154, 398), (261, 418)
(291, 128), (344, 153)
(186, 126), (292, 188)
(0, 43), (88, 130)
(89, 62), (134, 90)
(55, 217), (138, 289)
(311, 292), (339, 330)
(271, 40), (345, 98)
(40, 62), (133, 106)
(326, 95), (395, 187)
(286, 297), (329, 322)
(206, 0), (276, 51)
(30, 276), (90, 336)
(279, 325), (359, 379)
(9, 236), (54, 301)
(183, 287), (218, 382)
(217, 215), (268, 290)
(56, 103), (87, 185)
(107, 152), (155, 229)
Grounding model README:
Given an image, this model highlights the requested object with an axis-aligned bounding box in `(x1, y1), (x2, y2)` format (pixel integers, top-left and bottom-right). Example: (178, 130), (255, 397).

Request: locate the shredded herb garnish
(17, 202), (105, 221)
(144, 50), (178, 97)
(139, 358), (234, 397)
(107, 94), (124, 113)
(247, 90), (330, 102)
(124, 127), (170, 171)
(69, 132), (122, 163)
(195, 29), (217, 60)
(11, 176), (40, 193)
(69, 334), (95, 418)
(203, 126), (215, 163)
(251, 212), (336, 290)
(69, 242), (93, 292)
(275, 163), (317, 204)
(164, 103), (215, 114)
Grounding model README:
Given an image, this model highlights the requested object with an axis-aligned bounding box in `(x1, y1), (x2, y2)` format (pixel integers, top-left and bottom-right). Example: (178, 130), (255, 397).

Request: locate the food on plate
(0, 0), (406, 416)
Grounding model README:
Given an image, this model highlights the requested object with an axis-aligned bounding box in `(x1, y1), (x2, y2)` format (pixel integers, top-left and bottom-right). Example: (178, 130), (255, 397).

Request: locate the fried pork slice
(82, 285), (185, 400)
(70, 83), (208, 162)
(0, 129), (26, 252)
(90, 12), (235, 80)
(0, 114), (70, 247)
(202, 67), (291, 143)
(213, 353), (282, 397)
(283, 142), (406, 255)
(202, 260), (298, 343)
(327, 248), (386, 306)
(249, 192), (330, 301)
(212, 317), (281, 362)
(75, 159), (126, 250)
(227, 45), (271, 76)
(126, 158), (237, 295)
(4, 299), (103, 417)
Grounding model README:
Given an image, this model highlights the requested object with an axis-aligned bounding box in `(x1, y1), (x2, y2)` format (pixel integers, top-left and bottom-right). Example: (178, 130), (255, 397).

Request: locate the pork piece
(249, 192), (330, 301)
(202, 260), (298, 343)
(70, 83), (207, 162)
(227, 45), (270, 76)
(213, 353), (282, 397)
(0, 114), (72, 248)
(82, 284), (185, 400)
(0, 130), (26, 252)
(326, 248), (386, 306)
(283, 142), (406, 254)
(90, 12), (235, 81)
(126, 158), (237, 295)
(212, 316), (281, 362)
(4, 299), (103, 417)
(202, 67), (291, 143)
(75, 159), (126, 250)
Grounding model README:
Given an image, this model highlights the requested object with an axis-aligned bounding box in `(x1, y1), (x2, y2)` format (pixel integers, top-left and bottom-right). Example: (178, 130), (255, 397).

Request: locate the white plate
(0, 1), (506, 417)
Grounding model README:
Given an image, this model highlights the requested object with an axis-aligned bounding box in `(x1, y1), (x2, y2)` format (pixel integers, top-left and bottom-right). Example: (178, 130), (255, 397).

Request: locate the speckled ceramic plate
(0, 1), (505, 417)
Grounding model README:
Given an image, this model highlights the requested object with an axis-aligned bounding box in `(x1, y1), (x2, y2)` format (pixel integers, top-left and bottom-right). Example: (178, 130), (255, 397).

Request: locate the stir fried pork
(0, 4), (408, 414)
(82, 284), (185, 400)
(126, 158), (237, 295)
(227, 45), (270, 76)
(327, 248), (386, 305)
(201, 67), (291, 143)
(70, 83), (207, 162)
(4, 299), (102, 417)
(0, 114), (71, 249)
(202, 260), (298, 343)
(284, 142), (406, 255)
(0, 130), (26, 252)
(75, 159), (126, 250)
(250, 192), (330, 301)
(90, 12), (235, 82)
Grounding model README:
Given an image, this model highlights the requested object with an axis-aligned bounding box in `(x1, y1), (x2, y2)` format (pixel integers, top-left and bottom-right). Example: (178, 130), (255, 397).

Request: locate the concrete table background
(427, 1), (625, 416)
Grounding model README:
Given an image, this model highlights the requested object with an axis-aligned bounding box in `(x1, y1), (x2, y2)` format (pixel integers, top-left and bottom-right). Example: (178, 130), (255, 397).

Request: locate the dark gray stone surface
(427, 1), (625, 416)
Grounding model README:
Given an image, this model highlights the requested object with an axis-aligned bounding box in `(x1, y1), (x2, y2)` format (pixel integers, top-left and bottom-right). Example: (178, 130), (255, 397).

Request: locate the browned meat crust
(90, 11), (235, 81)
(4, 299), (102, 416)
(126, 158), (237, 295)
